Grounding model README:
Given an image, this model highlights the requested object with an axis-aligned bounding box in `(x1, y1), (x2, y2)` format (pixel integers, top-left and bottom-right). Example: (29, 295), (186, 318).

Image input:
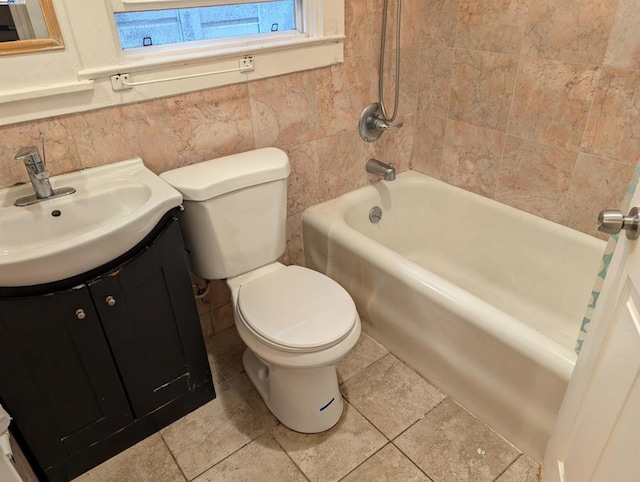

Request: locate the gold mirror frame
(0, 0), (64, 56)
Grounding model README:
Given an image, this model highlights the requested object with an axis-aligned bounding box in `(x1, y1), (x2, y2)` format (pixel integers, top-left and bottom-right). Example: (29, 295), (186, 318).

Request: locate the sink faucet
(15, 146), (54, 199)
(13, 144), (75, 207)
(366, 158), (396, 181)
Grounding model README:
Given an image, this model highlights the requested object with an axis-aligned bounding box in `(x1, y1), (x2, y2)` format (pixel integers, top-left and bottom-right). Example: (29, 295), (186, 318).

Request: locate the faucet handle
(15, 146), (43, 165)
(372, 117), (403, 131)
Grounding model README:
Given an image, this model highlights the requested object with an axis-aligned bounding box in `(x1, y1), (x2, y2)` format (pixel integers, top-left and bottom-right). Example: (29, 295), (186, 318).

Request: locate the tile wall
(411, 0), (639, 235)
(0, 0), (638, 333)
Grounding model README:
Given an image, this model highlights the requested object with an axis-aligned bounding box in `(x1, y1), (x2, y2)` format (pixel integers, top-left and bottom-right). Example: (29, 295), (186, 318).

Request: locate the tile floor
(74, 328), (540, 482)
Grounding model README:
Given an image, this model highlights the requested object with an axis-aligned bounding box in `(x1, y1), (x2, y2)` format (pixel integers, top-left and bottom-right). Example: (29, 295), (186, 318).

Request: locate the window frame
(112, 0), (304, 52)
(74, 0), (343, 81)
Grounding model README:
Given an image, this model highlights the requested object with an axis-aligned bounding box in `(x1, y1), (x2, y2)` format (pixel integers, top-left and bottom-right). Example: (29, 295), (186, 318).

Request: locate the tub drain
(369, 206), (382, 223)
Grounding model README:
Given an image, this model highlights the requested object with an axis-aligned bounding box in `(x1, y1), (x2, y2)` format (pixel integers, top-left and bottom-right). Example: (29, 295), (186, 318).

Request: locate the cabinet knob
(75, 309), (86, 320)
(105, 296), (116, 307)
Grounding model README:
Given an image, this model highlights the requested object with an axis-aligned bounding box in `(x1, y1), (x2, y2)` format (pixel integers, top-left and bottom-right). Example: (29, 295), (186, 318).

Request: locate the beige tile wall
(411, 0), (639, 238)
(1, 0), (638, 331)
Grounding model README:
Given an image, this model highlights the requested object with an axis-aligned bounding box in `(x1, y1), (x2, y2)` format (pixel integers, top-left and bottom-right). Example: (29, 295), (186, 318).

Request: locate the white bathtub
(302, 171), (605, 461)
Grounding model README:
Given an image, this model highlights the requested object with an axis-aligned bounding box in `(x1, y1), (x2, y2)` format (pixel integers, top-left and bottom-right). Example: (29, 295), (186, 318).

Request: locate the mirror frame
(0, 0), (64, 56)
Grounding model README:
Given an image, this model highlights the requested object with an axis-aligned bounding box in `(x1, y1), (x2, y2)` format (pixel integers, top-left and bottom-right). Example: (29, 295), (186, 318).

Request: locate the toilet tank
(160, 148), (290, 279)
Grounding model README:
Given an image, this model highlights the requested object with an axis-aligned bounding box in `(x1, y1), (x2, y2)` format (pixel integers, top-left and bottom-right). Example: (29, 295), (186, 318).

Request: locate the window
(87, 0), (344, 82)
(0, 0), (344, 125)
(114, 1), (297, 50)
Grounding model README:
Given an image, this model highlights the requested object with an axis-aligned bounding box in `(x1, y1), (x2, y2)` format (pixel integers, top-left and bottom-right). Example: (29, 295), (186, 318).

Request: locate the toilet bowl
(160, 148), (361, 432)
(228, 262), (360, 432)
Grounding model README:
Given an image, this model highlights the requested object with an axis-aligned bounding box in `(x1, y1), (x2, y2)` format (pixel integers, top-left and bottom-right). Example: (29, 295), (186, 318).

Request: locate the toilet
(160, 148), (361, 433)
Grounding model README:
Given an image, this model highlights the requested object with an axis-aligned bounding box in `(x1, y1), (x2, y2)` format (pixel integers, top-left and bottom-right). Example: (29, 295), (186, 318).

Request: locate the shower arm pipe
(378, 0), (402, 123)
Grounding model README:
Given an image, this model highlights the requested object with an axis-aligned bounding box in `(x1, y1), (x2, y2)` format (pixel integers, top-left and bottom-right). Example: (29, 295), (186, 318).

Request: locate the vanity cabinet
(0, 213), (215, 481)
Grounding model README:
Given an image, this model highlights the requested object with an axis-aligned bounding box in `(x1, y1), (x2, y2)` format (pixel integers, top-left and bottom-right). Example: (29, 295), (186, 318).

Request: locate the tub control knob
(105, 296), (116, 307)
(597, 207), (639, 240)
(75, 309), (86, 320)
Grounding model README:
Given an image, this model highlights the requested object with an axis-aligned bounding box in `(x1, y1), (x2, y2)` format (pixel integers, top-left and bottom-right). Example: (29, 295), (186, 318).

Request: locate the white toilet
(161, 148), (361, 433)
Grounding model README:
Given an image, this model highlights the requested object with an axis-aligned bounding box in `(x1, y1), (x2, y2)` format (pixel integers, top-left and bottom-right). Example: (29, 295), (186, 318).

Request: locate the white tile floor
(74, 328), (540, 482)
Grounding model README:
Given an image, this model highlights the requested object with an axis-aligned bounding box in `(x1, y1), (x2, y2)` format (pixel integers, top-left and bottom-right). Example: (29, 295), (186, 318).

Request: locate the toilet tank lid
(160, 148), (290, 201)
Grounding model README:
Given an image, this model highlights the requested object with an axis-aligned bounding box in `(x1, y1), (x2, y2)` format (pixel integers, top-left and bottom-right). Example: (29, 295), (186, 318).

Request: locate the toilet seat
(237, 266), (357, 353)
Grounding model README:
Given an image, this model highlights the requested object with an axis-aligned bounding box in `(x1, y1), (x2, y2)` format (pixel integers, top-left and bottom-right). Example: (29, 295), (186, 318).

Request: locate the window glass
(115, 0), (297, 50)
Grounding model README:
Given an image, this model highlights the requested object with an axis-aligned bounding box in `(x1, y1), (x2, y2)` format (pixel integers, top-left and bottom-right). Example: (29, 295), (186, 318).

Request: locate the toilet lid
(237, 266), (357, 351)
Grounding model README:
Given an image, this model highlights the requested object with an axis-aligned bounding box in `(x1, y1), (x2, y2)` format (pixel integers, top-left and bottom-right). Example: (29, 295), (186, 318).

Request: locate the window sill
(0, 80), (95, 105)
(77, 33), (344, 80)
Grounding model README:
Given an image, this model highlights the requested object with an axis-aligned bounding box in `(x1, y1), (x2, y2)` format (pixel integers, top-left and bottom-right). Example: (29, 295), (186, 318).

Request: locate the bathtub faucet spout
(366, 159), (396, 181)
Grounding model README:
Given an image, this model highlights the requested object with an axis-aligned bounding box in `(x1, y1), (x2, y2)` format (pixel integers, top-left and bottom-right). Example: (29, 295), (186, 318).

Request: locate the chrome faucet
(14, 145), (75, 207)
(366, 158), (396, 181)
(15, 146), (54, 199)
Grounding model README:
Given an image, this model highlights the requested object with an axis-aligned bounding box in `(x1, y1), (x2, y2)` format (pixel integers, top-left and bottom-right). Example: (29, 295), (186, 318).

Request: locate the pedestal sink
(0, 158), (183, 287)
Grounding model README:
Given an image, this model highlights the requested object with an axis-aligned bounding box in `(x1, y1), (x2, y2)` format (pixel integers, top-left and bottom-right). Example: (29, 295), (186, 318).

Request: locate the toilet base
(242, 349), (343, 433)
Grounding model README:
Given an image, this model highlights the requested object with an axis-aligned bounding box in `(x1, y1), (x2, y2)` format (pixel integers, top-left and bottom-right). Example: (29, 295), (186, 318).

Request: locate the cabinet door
(89, 218), (209, 418)
(0, 287), (133, 471)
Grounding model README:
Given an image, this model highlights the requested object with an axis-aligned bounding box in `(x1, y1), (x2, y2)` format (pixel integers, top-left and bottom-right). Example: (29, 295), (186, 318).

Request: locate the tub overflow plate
(369, 206), (382, 224)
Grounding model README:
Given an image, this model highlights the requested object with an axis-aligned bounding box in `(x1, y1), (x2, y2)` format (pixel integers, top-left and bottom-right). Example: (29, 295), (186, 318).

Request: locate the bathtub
(302, 171), (605, 461)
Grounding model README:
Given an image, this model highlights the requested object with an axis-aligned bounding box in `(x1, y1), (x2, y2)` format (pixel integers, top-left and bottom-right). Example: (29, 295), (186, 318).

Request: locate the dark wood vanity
(0, 210), (215, 481)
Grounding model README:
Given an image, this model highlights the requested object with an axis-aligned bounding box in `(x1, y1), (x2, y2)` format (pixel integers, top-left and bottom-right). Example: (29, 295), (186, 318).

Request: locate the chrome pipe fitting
(366, 158), (396, 181)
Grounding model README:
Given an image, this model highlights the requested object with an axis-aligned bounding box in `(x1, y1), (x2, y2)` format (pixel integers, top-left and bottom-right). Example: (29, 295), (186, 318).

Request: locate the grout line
(575, 65), (606, 158)
(495, 51), (524, 200)
(518, 50), (610, 70)
(520, 0), (532, 59)
(337, 333), (390, 385)
(310, 68), (320, 147)
(222, 368), (247, 384)
(557, 65), (606, 224)
(271, 396), (389, 482)
(439, 42), (457, 181)
(336, 442), (391, 481)
(453, 45), (524, 61)
(557, 151), (581, 226)
(492, 453), (523, 482)
(404, 44), (421, 120)
(391, 396), (449, 442)
(389, 395), (524, 482)
(355, 339), (519, 460)
(246, 80), (258, 150)
(271, 430), (313, 482)
(211, 334), (523, 482)
(503, 131), (578, 154)
(338, 349), (390, 387)
(447, 397), (517, 447)
(390, 410), (443, 482)
(445, 46), (456, 123)
(452, 0), (462, 50)
(391, 441), (436, 482)
(410, 40), (428, 172)
(342, 396), (391, 442)
(171, 371), (259, 481)
(186, 437), (257, 481)
(182, 373), (280, 481)
(160, 435), (189, 482)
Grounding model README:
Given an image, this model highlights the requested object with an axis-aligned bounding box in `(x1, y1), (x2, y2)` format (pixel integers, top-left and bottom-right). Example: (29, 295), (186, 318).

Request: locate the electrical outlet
(110, 74), (132, 92)
(240, 57), (254, 71)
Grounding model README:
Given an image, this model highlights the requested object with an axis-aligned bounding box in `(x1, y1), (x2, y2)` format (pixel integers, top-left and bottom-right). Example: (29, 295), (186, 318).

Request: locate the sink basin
(0, 158), (183, 287)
